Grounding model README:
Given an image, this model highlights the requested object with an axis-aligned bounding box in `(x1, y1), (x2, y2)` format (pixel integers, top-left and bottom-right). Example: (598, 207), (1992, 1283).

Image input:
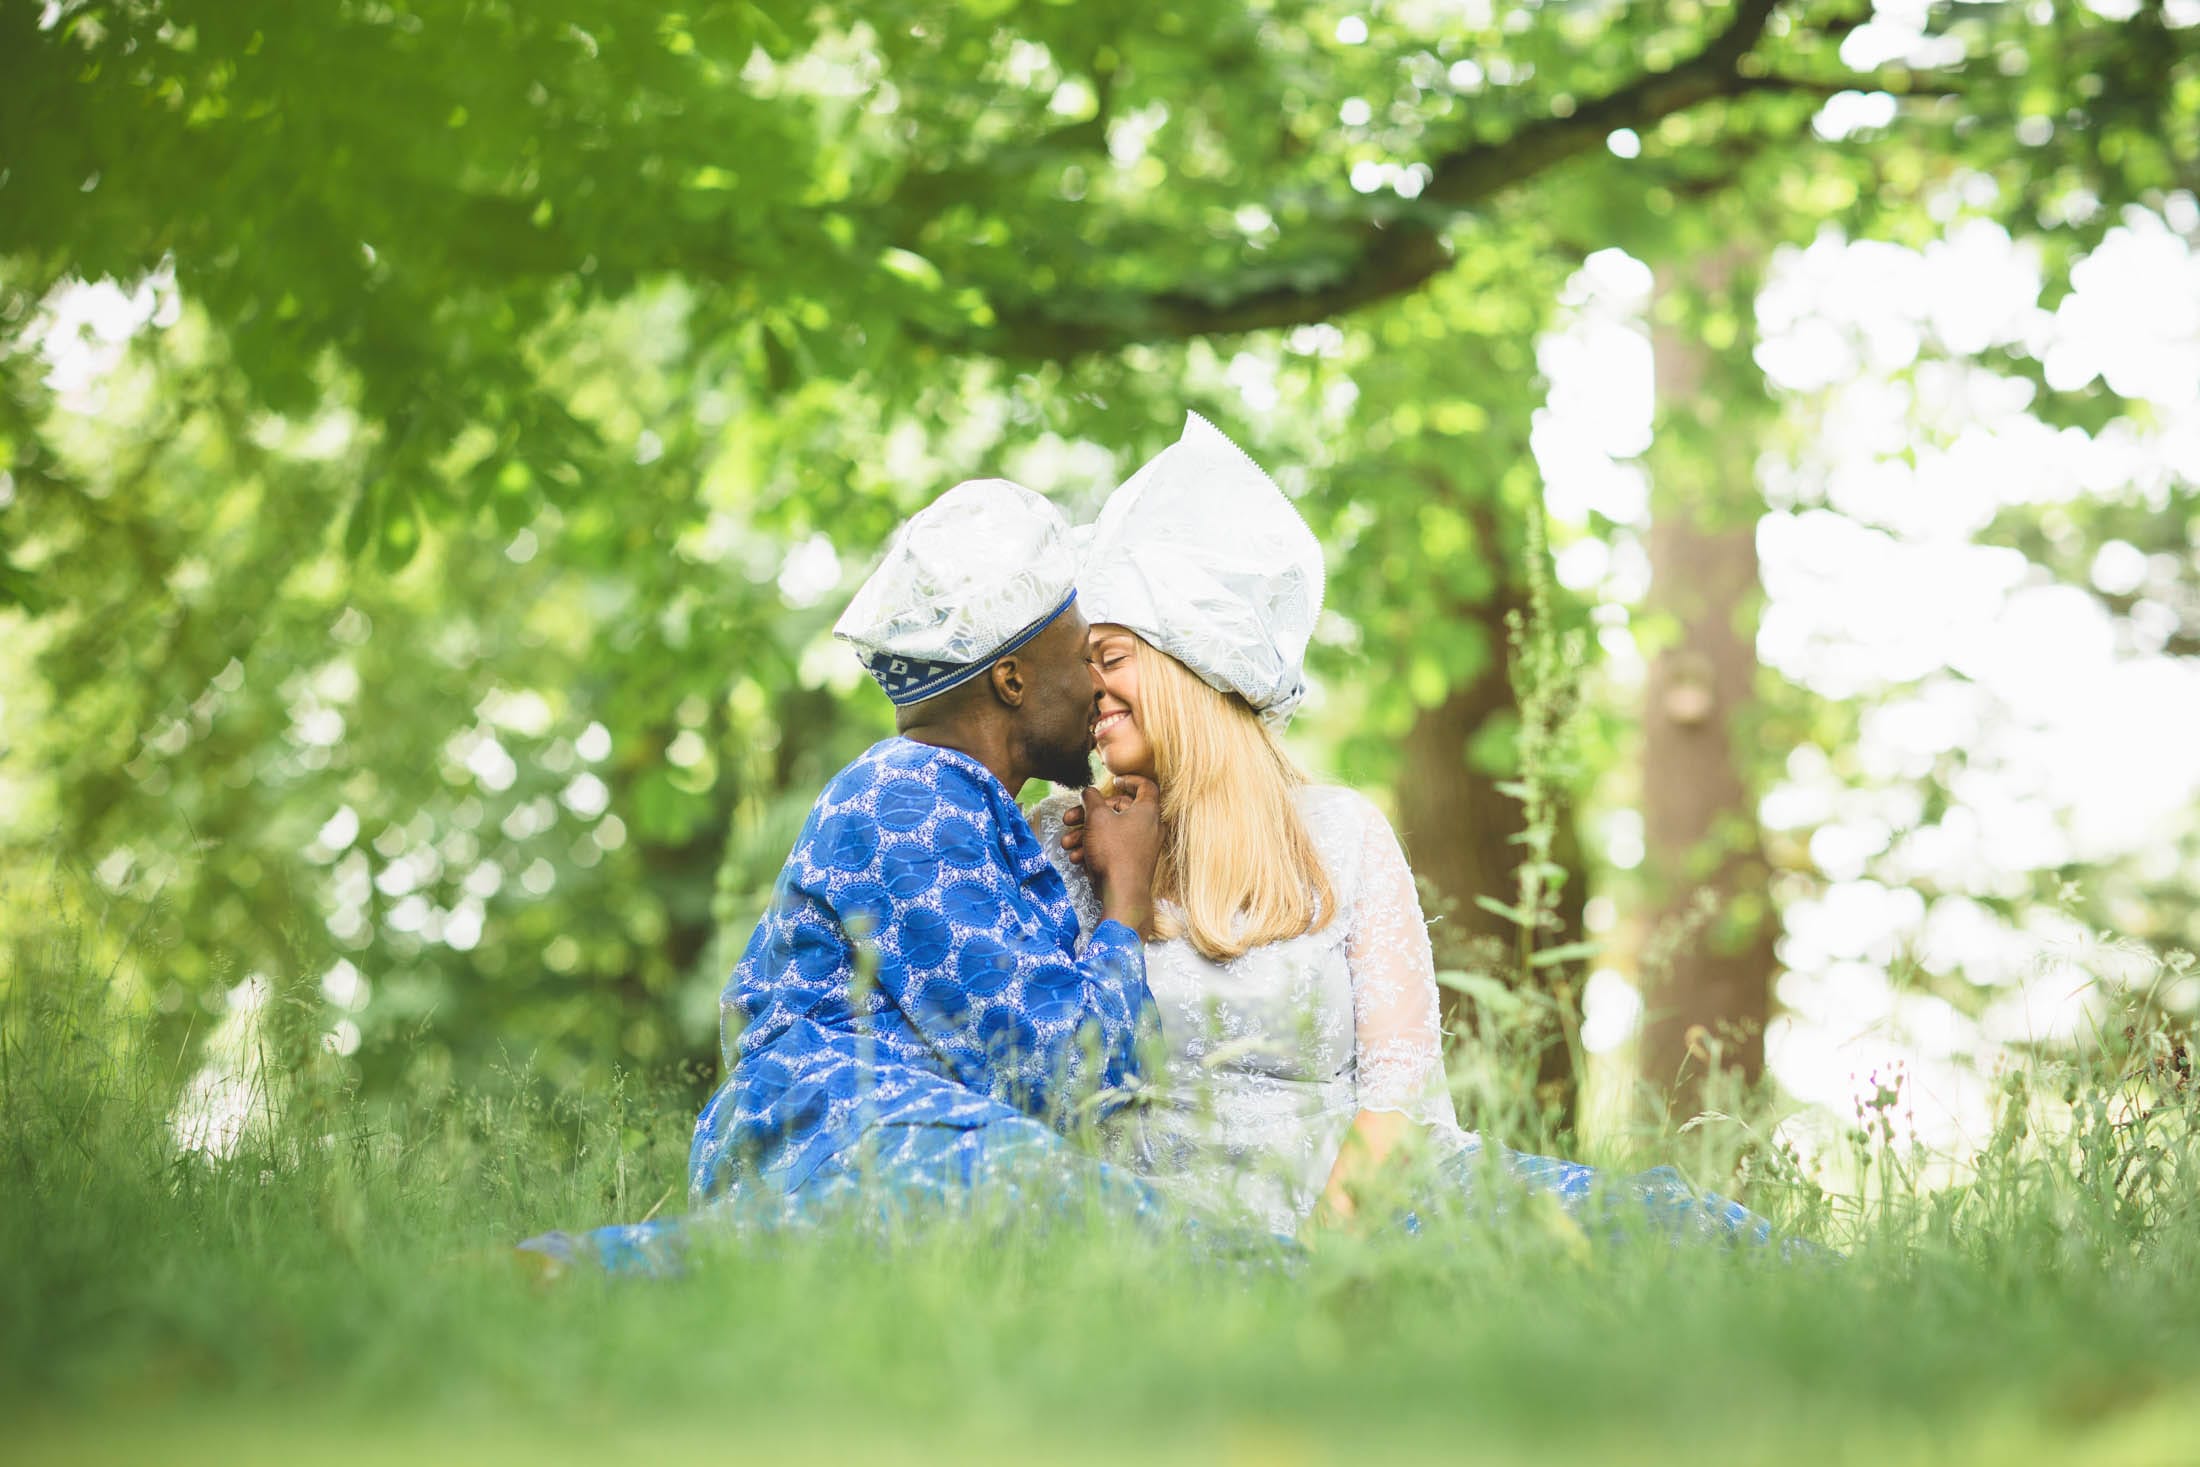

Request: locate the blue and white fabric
(834, 479), (1080, 705)
(855, 591), (1075, 706)
(686, 736), (1158, 1203)
(520, 1117), (1183, 1279)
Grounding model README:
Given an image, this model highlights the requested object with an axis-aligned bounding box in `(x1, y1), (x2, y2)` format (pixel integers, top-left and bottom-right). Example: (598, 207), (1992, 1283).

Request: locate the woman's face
(1088, 625), (1156, 780)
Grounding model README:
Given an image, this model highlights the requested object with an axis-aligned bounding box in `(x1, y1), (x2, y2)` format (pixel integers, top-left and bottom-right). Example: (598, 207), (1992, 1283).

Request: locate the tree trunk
(1638, 254), (1779, 1113)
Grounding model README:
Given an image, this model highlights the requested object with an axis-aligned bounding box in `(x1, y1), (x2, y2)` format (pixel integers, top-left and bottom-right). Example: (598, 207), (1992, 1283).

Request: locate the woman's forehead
(1087, 622), (1135, 646)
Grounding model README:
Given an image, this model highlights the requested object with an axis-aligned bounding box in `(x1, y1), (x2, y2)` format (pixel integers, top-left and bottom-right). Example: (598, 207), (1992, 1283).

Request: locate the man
(686, 478), (1163, 1208)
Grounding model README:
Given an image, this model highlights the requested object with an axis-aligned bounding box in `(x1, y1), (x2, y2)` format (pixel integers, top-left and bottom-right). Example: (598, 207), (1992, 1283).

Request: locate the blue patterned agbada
(686, 735), (1157, 1204)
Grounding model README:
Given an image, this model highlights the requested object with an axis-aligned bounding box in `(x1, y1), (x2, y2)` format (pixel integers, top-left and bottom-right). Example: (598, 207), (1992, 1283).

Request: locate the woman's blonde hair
(1121, 634), (1335, 962)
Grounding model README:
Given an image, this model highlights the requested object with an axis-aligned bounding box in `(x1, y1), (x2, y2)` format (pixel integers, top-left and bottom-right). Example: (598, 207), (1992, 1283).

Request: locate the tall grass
(10, 899), (2200, 1467)
(12, 554), (2200, 1461)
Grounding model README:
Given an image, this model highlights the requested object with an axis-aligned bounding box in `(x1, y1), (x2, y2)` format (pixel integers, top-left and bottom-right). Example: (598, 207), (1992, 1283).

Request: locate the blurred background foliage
(2, 0), (2195, 1139)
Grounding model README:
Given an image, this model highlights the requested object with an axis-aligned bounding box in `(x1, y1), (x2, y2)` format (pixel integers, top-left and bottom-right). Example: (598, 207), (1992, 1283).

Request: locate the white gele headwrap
(1078, 412), (1325, 728)
(833, 478), (1080, 706)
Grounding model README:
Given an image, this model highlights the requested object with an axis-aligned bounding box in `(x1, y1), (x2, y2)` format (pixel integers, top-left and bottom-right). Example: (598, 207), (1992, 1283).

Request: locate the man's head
(895, 600), (1098, 788)
(833, 476), (1101, 790)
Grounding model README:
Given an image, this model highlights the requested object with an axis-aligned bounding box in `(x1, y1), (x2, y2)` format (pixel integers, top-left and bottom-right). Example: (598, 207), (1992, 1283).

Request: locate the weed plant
(9, 900), (2200, 1467)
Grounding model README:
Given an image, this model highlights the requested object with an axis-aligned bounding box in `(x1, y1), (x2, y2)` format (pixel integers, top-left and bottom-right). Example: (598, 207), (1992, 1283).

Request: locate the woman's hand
(1313, 1109), (1419, 1229)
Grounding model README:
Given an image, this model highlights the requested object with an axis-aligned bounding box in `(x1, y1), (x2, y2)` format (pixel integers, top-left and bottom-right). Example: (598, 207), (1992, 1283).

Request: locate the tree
(1638, 243), (1781, 1102)
(5, 0), (2193, 1104)
(2, 0), (2004, 584)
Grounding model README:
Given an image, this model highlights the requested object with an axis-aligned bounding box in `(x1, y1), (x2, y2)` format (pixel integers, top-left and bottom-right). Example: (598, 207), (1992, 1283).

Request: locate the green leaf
(879, 248), (943, 291)
(1433, 970), (1531, 1014)
(342, 483), (379, 560)
(376, 494), (422, 571)
(0, 555), (51, 613)
(1474, 894), (1536, 927)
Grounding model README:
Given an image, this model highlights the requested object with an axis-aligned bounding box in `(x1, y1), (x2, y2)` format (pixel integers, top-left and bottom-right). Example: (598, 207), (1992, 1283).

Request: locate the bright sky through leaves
(1544, 203), (2200, 1153)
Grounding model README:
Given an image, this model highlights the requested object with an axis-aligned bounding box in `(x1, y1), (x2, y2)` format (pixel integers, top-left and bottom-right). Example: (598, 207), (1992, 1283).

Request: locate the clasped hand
(1059, 776), (1160, 937)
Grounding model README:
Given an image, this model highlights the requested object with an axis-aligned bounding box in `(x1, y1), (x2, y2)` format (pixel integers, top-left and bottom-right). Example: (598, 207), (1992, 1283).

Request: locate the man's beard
(1031, 729), (1096, 789)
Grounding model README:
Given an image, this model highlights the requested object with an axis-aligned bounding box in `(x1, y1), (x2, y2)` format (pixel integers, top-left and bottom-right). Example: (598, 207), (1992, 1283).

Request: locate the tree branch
(1737, 71), (1965, 99)
(1424, 0), (1787, 208)
(986, 0), (1799, 357)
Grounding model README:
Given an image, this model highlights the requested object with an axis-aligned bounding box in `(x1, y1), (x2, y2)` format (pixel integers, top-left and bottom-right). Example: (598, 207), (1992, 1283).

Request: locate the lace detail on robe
(1343, 803), (1453, 1127)
(1033, 784), (1469, 1232)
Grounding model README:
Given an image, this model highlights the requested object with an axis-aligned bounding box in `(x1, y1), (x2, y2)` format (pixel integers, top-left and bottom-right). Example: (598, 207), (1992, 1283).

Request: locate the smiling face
(1011, 602), (1103, 788)
(1088, 624), (1157, 780)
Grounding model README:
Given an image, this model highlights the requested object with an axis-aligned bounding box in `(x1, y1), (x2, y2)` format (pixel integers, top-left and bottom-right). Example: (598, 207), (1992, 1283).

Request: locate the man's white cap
(833, 478), (1079, 706)
(1078, 412), (1324, 728)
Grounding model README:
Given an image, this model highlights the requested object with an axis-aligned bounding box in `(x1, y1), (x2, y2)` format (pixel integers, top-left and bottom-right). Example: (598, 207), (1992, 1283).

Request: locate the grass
(10, 937), (2200, 1467)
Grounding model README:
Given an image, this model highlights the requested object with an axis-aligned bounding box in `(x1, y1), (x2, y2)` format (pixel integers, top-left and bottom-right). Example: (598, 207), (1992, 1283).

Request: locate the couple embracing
(527, 414), (1791, 1273)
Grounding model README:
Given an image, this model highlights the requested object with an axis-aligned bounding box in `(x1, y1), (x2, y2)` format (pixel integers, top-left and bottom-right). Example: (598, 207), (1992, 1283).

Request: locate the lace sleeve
(1030, 792), (1103, 941)
(1344, 799), (1459, 1130)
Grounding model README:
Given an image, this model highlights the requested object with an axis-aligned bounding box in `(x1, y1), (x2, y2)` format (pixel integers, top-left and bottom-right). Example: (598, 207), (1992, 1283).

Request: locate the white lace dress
(1033, 785), (1477, 1234)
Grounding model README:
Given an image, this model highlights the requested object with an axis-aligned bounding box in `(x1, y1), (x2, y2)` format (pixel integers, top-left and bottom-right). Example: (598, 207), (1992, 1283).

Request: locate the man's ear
(988, 657), (1026, 708)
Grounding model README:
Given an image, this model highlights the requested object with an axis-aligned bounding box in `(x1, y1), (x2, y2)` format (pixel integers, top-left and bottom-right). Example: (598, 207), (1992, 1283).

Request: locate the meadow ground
(10, 965), (2200, 1467)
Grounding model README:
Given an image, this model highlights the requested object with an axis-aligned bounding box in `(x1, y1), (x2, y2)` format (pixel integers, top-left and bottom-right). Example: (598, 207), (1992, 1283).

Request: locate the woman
(1040, 412), (1794, 1247)
(1041, 629), (1453, 1234)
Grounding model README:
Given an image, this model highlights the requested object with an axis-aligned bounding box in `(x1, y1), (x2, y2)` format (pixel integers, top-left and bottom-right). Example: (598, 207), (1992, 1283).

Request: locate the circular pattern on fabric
(875, 780), (938, 834)
(937, 775), (989, 813)
(789, 923), (844, 982)
(880, 844), (939, 900)
(896, 907), (954, 968)
(740, 1055), (794, 1101)
(776, 1083), (831, 1140)
(978, 1006), (1039, 1064)
(725, 1109), (776, 1160)
(835, 881), (894, 942)
(818, 814), (878, 874)
(955, 934), (1018, 997)
(833, 759), (879, 798)
(1022, 955), (1084, 994)
(911, 978), (972, 1026)
(933, 817), (990, 870)
(1025, 996), (1089, 1031)
(940, 878), (1001, 931)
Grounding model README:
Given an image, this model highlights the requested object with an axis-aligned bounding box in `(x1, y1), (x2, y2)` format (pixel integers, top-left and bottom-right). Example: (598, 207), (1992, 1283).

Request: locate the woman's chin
(1096, 741), (1154, 781)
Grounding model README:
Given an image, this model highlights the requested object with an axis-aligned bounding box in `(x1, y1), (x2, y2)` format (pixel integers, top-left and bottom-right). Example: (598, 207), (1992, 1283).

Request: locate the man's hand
(1075, 776), (1161, 937)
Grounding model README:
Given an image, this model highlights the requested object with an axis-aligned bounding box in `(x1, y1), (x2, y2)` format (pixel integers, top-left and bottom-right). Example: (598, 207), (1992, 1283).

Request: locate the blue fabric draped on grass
(520, 1134), (1825, 1276)
(519, 737), (1823, 1273)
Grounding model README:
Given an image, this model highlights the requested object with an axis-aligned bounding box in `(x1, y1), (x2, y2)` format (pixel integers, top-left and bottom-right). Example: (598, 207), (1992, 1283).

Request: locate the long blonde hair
(1124, 635), (1335, 962)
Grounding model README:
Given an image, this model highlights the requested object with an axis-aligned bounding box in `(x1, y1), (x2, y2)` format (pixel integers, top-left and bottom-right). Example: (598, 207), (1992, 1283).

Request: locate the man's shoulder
(814, 737), (1009, 828)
